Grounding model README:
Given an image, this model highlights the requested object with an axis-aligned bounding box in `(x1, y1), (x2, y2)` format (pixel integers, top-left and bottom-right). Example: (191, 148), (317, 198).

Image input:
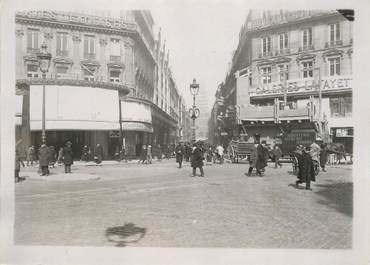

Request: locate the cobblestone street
(14, 160), (352, 248)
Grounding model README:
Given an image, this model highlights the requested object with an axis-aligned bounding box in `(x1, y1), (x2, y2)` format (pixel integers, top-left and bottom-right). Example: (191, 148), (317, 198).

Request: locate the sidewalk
(23, 171), (101, 181)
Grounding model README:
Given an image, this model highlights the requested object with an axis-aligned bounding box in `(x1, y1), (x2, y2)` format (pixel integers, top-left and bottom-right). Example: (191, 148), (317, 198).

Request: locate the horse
(326, 143), (347, 165)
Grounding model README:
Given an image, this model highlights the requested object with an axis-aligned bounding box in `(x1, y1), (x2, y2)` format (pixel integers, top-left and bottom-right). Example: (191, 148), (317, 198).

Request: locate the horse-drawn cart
(227, 140), (255, 163)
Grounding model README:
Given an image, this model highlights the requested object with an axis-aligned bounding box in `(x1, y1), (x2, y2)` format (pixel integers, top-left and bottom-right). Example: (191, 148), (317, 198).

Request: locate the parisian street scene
(14, 9), (354, 248)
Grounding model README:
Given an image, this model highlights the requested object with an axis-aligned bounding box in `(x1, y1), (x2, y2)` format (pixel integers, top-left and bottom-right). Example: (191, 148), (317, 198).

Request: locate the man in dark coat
(94, 144), (103, 164)
(175, 142), (184, 168)
(245, 144), (263, 176)
(38, 144), (50, 176)
(191, 143), (204, 177)
(63, 141), (73, 173)
(48, 146), (56, 168)
(320, 143), (328, 172)
(296, 145), (315, 190)
(15, 149), (25, 182)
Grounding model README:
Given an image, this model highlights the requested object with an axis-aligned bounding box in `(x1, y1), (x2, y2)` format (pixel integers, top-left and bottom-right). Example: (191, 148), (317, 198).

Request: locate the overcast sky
(151, 5), (248, 108)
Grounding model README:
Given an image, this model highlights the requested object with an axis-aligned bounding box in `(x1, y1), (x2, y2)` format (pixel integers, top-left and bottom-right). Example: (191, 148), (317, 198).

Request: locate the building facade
(211, 10), (353, 152)
(15, 11), (188, 159)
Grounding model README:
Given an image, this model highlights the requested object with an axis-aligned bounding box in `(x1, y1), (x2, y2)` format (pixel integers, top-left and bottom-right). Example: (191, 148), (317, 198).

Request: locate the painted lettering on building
(250, 76), (352, 97)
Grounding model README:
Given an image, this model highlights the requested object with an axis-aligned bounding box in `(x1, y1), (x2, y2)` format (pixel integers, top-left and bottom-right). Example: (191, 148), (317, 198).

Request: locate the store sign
(250, 76), (352, 97)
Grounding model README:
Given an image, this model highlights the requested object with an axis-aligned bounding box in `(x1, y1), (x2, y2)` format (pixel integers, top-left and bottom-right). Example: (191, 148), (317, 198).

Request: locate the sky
(151, 5), (248, 109)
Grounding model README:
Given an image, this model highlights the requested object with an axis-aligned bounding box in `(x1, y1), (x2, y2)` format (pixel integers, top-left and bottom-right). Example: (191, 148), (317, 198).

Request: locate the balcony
(109, 55), (121, 62)
(325, 40), (343, 48)
(27, 47), (40, 54)
(258, 51), (273, 58)
(84, 53), (96, 60)
(56, 50), (69, 57)
(298, 45), (314, 52)
(275, 48), (291, 56)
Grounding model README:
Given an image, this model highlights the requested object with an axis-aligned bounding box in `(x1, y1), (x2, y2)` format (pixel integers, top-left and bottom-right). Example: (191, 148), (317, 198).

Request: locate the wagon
(227, 140), (255, 163)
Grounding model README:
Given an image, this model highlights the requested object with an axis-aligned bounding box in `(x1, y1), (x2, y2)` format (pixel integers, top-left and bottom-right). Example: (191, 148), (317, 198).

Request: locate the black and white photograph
(1, 1), (370, 265)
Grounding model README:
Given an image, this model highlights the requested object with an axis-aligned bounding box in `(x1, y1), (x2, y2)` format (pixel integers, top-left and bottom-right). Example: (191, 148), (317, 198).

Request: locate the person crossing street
(191, 142), (204, 177)
(175, 142), (184, 168)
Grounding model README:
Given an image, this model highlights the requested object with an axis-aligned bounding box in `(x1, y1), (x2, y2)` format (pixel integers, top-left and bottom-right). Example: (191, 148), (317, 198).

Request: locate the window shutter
(34, 32), (38, 49)
(336, 23), (340, 41)
(62, 34), (67, 50)
(27, 31), (32, 48)
(56, 34), (61, 51)
(84, 37), (88, 54)
(90, 38), (95, 54)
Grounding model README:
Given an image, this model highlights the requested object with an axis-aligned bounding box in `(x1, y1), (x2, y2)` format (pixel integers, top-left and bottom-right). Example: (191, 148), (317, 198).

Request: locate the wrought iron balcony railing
(258, 51), (273, 58)
(325, 40), (343, 48)
(298, 45), (315, 52)
(109, 55), (122, 62)
(275, 48), (291, 56)
(84, 53), (96, 60)
(27, 47), (40, 54)
(56, 50), (69, 57)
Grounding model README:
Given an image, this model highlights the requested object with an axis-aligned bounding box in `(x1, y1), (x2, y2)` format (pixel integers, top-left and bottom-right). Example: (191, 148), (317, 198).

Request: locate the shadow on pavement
(105, 223), (147, 247)
(314, 181), (353, 217)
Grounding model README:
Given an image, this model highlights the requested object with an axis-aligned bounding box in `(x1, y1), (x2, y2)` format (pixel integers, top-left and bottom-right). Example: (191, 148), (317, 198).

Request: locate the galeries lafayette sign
(249, 76), (352, 97)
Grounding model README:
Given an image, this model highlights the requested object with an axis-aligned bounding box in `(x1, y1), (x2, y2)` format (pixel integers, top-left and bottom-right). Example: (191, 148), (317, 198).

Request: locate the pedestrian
(175, 142), (184, 168)
(296, 145), (315, 190)
(206, 146), (213, 164)
(63, 141), (73, 173)
(320, 143), (329, 172)
(81, 145), (89, 161)
(15, 149), (25, 183)
(48, 145), (56, 168)
(120, 145), (128, 162)
(215, 144), (224, 164)
(38, 144), (50, 176)
(94, 144), (103, 164)
(191, 142), (204, 177)
(26, 145), (35, 166)
(245, 144), (263, 176)
(260, 141), (269, 172)
(139, 145), (147, 164)
(309, 139), (321, 175)
(57, 147), (64, 165)
(146, 144), (152, 164)
(273, 144), (283, 168)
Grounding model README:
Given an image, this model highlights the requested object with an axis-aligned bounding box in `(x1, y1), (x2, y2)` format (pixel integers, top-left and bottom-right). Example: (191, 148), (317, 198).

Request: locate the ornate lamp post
(189, 78), (200, 143)
(36, 42), (52, 145)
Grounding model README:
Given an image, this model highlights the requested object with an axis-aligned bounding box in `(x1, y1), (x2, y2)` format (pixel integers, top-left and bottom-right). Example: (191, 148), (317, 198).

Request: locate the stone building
(211, 10), (353, 152)
(15, 11), (188, 159)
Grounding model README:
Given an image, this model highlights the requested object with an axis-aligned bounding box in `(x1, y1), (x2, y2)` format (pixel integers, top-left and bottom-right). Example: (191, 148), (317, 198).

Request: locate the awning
(30, 85), (119, 130)
(122, 122), (153, 133)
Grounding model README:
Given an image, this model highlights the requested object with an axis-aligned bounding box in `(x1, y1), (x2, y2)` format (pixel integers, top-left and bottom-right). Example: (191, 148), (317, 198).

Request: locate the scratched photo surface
(14, 9), (354, 248)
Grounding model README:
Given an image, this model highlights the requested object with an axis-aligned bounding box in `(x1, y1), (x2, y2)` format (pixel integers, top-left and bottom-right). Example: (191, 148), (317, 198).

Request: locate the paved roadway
(14, 159), (352, 248)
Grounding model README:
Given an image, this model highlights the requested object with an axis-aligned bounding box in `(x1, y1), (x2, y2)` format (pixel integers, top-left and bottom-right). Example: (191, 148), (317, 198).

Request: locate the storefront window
(330, 96), (352, 117)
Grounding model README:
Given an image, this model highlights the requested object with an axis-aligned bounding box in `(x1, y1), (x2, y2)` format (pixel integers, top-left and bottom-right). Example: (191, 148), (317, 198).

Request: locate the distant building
(15, 11), (189, 159)
(194, 85), (210, 140)
(210, 10), (353, 152)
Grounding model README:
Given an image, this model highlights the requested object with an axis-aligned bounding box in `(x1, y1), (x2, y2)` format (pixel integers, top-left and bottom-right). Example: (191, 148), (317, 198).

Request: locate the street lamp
(189, 78), (200, 143)
(36, 41), (52, 145)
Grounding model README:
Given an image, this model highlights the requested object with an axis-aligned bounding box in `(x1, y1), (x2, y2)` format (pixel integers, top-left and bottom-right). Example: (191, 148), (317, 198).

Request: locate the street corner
(22, 171), (101, 182)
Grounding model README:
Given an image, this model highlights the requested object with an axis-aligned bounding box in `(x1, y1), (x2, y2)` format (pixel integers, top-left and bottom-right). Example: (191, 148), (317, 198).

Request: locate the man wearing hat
(63, 141), (73, 173)
(191, 142), (204, 177)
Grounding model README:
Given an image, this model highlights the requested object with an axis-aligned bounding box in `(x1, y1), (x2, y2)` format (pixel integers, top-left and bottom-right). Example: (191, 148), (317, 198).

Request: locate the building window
(261, 36), (272, 55)
(301, 61), (313, 78)
(26, 64), (39, 78)
(328, 57), (340, 76)
(56, 32), (68, 57)
(330, 96), (352, 117)
(83, 67), (95, 81)
(109, 69), (121, 83)
(27, 29), (39, 53)
(84, 35), (96, 59)
(302, 28), (312, 48)
(278, 64), (289, 82)
(329, 22), (340, 43)
(110, 38), (121, 61)
(279, 33), (288, 51)
(260, 66), (272, 84)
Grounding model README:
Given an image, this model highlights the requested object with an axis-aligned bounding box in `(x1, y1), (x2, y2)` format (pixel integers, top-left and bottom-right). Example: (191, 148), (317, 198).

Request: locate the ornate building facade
(210, 10), (353, 152)
(15, 11), (189, 159)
